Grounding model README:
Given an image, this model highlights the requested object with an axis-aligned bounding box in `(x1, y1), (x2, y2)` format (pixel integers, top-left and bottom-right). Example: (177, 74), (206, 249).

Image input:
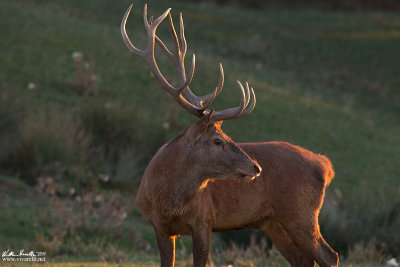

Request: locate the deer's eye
(214, 138), (223, 146)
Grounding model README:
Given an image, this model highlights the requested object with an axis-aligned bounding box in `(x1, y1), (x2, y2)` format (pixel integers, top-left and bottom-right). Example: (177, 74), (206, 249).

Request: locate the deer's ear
(187, 111), (214, 140)
(213, 120), (223, 128)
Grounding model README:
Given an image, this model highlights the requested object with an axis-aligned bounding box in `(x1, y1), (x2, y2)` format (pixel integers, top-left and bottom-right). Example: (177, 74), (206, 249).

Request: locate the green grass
(1, 0), (399, 264)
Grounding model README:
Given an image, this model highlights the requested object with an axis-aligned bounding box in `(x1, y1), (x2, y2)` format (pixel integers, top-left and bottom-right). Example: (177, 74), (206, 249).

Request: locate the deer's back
(240, 141), (334, 186)
(208, 141), (334, 231)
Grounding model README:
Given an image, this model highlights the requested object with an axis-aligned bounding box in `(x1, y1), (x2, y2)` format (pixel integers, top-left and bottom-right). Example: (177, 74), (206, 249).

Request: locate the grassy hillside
(0, 0), (399, 265)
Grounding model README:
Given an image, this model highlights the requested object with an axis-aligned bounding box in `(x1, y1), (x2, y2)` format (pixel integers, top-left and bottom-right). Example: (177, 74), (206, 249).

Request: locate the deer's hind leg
(192, 225), (212, 267)
(273, 199), (339, 267)
(258, 218), (315, 267)
(283, 220), (338, 267)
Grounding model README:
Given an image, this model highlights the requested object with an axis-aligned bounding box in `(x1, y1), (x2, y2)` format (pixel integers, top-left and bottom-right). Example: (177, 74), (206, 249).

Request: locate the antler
(121, 4), (256, 120)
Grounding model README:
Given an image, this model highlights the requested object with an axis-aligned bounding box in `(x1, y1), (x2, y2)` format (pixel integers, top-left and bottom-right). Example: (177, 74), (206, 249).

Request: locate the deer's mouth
(239, 170), (261, 180)
(238, 164), (262, 180)
(241, 174), (256, 180)
(212, 165), (261, 180)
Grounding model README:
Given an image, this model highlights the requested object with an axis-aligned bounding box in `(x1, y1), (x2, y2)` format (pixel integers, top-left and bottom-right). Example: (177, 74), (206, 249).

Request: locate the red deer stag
(121, 4), (339, 267)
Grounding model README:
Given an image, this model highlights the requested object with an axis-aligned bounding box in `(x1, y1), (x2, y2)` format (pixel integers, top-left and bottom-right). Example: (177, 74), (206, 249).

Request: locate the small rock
(69, 187), (75, 195)
(162, 122), (170, 130)
(387, 258), (399, 266)
(72, 51), (83, 62)
(27, 82), (36, 90)
(99, 174), (110, 182)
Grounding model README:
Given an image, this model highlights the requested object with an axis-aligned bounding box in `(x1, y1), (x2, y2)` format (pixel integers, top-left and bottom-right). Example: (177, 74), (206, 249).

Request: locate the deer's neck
(161, 169), (205, 215)
(141, 141), (207, 217)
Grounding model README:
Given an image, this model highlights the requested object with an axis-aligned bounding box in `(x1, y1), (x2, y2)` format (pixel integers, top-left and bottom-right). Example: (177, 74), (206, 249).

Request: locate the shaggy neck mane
(150, 136), (206, 216)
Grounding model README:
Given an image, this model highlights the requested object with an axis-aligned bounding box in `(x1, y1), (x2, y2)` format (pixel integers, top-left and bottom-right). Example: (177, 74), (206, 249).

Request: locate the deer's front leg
(192, 226), (212, 267)
(156, 233), (176, 267)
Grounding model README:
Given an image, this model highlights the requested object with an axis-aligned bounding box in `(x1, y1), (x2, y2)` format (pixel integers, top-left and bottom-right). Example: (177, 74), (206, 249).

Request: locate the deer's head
(180, 112), (261, 180)
(121, 4), (261, 180)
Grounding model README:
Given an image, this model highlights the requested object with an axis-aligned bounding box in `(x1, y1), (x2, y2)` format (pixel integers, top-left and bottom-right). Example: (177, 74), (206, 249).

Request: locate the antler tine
(244, 82), (251, 106)
(121, 4), (170, 57)
(121, 4), (144, 57)
(144, 4), (171, 32)
(154, 35), (174, 60)
(238, 86), (256, 118)
(200, 65), (224, 110)
(211, 81), (256, 121)
(182, 63), (224, 109)
(143, 4), (149, 29)
(176, 54), (196, 92)
(179, 13), (187, 56)
(168, 13), (181, 57)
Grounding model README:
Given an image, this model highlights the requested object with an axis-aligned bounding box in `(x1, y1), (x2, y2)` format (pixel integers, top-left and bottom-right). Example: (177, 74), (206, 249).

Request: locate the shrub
(111, 149), (142, 187)
(35, 178), (132, 261)
(79, 101), (138, 154)
(213, 235), (288, 266)
(346, 239), (391, 265)
(6, 110), (89, 184)
(0, 87), (24, 135)
(320, 187), (400, 257)
(71, 51), (98, 96)
(79, 99), (170, 188)
(0, 87), (25, 166)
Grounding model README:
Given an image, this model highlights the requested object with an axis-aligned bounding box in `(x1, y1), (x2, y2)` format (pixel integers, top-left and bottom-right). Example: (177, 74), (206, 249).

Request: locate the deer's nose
(254, 164), (262, 175)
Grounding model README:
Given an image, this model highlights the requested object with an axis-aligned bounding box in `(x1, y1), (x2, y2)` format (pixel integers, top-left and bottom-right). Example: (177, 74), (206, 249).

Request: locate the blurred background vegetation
(0, 0), (399, 265)
(185, 0), (400, 11)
